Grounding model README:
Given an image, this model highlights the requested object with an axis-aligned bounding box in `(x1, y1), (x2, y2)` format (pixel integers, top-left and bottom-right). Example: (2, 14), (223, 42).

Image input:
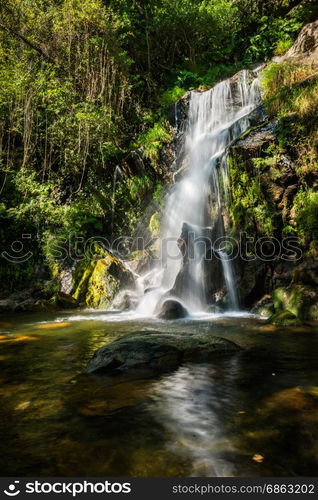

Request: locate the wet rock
(158, 299), (189, 320)
(87, 331), (241, 374)
(206, 304), (222, 314)
(268, 310), (302, 326)
(232, 121), (278, 157)
(171, 221), (225, 303)
(111, 290), (138, 311)
(50, 292), (79, 310)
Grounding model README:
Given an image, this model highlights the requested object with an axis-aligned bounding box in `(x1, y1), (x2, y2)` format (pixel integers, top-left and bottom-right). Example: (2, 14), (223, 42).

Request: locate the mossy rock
(87, 331), (241, 374)
(148, 211), (161, 238)
(251, 295), (275, 317)
(272, 285), (318, 320)
(72, 246), (135, 309)
(158, 299), (189, 319)
(268, 310), (302, 326)
(85, 257), (120, 308)
(308, 303), (318, 321)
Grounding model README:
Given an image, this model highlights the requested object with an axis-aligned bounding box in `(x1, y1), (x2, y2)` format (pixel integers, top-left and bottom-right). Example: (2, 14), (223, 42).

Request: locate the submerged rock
(87, 331), (241, 374)
(158, 299), (189, 320)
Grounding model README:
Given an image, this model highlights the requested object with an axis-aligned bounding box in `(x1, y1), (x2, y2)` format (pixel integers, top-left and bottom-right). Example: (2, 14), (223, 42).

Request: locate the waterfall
(136, 70), (261, 316)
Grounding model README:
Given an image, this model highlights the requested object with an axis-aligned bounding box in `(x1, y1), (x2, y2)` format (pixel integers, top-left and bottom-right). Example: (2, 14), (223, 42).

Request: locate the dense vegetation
(0, 0), (317, 293)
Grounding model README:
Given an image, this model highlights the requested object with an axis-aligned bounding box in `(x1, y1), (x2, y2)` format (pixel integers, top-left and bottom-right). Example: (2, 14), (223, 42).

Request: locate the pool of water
(0, 309), (318, 477)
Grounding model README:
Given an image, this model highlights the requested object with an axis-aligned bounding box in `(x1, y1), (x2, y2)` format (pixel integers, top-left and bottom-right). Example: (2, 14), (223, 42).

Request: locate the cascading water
(136, 70), (261, 316)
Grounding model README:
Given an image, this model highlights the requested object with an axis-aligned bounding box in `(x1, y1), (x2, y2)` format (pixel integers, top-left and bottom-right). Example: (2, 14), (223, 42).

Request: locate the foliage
(0, 0), (315, 292)
(228, 155), (275, 237)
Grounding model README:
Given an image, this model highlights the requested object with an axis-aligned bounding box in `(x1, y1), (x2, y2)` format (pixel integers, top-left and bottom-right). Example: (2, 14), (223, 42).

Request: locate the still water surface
(0, 310), (318, 476)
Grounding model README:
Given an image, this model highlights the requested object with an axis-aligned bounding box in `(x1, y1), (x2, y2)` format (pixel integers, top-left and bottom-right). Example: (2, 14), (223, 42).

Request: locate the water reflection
(151, 361), (239, 476)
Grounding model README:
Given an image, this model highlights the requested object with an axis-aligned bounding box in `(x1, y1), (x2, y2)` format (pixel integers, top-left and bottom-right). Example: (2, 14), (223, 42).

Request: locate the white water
(135, 71), (261, 316)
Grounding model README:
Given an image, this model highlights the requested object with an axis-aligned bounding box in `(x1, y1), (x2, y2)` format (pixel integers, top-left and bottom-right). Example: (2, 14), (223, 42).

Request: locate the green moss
(308, 303), (318, 321)
(72, 244), (127, 308)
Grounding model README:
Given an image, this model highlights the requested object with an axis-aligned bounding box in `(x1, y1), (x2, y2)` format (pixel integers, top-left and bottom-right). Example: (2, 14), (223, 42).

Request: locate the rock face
(272, 285), (318, 321)
(278, 20), (318, 65)
(157, 299), (189, 319)
(87, 331), (241, 374)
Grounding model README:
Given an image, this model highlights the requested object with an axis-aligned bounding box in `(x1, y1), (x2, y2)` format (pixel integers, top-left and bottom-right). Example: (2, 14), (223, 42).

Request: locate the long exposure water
(1, 310), (318, 477)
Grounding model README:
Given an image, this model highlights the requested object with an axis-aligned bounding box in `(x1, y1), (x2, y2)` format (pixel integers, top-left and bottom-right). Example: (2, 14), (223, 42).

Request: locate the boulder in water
(87, 331), (241, 374)
(158, 299), (189, 319)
